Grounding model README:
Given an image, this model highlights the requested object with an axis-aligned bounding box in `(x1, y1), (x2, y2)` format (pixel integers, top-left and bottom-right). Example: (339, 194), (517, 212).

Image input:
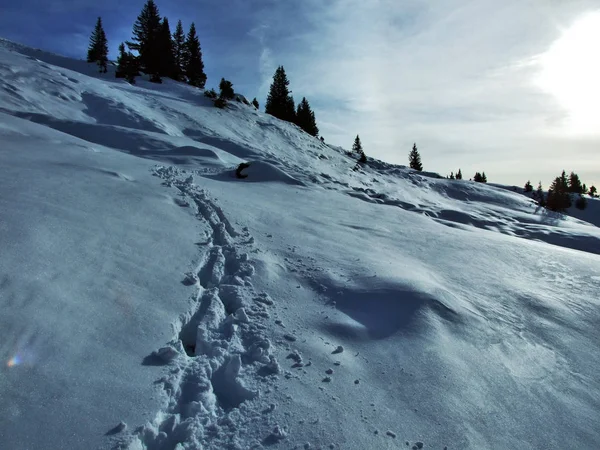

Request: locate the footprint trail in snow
(122, 166), (282, 450)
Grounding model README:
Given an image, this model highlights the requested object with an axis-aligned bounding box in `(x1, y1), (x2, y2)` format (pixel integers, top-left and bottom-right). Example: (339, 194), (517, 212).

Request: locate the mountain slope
(1, 39), (599, 450)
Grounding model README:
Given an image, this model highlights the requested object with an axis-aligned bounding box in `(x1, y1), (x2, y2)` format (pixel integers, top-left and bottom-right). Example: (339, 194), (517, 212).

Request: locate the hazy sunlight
(537, 11), (600, 134)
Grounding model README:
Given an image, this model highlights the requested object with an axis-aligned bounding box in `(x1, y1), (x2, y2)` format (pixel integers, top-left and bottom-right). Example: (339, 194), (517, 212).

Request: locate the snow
(1, 38), (600, 450)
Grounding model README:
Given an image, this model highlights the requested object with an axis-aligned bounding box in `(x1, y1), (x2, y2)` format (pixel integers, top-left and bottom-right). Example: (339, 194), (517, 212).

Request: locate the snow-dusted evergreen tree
(589, 185), (598, 198)
(449, 172), (455, 179)
(456, 169), (463, 180)
(183, 23), (207, 88)
(158, 17), (175, 79)
(409, 143), (423, 171)
(87, 17), (109, 73)
(524, 180), (533, 192)
(295, 97), (319, 137)
(252, 98), (259, 109)
(127, 0), (162, 82)
(219, 78), (234, 99)
(172, 20), (186, 81)
(265, 66), (296, 123)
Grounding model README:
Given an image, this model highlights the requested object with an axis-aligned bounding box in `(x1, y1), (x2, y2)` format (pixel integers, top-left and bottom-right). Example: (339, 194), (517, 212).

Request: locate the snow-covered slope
(1, 39), (599, 450)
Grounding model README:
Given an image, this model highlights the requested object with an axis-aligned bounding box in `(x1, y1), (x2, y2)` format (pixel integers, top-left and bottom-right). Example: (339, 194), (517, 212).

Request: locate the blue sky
(1, 0), (599, 187)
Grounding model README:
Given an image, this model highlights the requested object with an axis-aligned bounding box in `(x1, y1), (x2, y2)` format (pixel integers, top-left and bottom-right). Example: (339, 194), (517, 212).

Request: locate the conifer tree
(568, 171), (583, 194)
(456, 169), (462, 180)
(589, 185), (597, 198)
(128, 0), (162, 82)
(265, 66), (296, 122)
(352, 135), (362, 154)
(219, 78), (234, 99)
(449, 172), (455, 179)
(158, 17), (175, 78)
(524, 180), (533, 192)
(352, 135), (366, 163)
(183, 23), (207, 88)
(482, 172), (487, 183)
(535, 182), (545, 206)
(172, 20), (186, 81)
(87, 17), (109, 73)
(252, 98), (259, 109)
(116, 42), (137, 84)
(295, 97), (319, 137)
(115, 42), (127, 78)
(409, 143), (423, 171)
(546, 172), (571, 211)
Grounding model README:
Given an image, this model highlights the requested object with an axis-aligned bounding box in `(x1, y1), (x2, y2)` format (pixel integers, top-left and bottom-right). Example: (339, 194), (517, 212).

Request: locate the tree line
(525, 171), (596, 211)
(87, 0), (206, 87)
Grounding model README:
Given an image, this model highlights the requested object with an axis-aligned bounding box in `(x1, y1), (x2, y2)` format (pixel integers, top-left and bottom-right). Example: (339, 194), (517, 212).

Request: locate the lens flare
(7, 355), (22, 367)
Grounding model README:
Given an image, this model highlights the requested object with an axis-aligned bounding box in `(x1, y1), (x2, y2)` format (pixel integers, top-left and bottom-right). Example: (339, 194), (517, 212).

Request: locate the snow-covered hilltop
(1, 39), (599, 450)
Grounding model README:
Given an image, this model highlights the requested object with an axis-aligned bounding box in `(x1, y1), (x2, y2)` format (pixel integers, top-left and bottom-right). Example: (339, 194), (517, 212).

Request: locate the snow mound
(234, 160), (306, 186)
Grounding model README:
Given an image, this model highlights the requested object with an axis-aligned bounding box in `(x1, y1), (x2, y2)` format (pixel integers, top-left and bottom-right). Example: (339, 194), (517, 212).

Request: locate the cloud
(259, 0), (600, 185)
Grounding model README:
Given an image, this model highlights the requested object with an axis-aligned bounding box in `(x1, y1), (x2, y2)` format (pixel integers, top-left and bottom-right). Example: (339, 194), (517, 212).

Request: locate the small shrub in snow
(214, 97), (227, 109)
(219, 78), (235, 100)
(204, 88), (217, 99)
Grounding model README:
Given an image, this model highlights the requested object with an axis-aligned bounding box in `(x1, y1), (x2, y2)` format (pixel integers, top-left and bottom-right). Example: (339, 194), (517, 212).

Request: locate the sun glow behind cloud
(536, 12), (600, 135)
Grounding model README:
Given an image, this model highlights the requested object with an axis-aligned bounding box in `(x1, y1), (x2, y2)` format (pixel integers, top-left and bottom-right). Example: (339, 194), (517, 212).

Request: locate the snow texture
(1, 38), (600, 450)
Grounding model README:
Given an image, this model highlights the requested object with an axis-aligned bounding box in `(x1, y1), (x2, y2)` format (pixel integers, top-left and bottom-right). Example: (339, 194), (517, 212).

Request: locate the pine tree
(252, 98), (259, 109)
(582, 183), (587, 195)
(352, 135), (366, 163)
(172, 20), (186, 81)
(128, 0), (162, 82)
(449, 172), (455, 179)
(409, 143), (423, 171)
(219, 78), (234, 99)
(546, 173), (572, 211)
(456, 169), (462, 180)
(116, 42), (137, 84)
(352, 135), (362, 154)
(568, 171), (583, 194)
(183, 23), (207, 88)
(534, 182), (545, 206)
(524, 180), (533, 192)
(295, 97), (319, 136)
(588, 185), (597, 197)
(482, 172), (487, 183)
(87, 17), (109, 73)
(265, 66), (296, 123)
(158, 17), (175, 79)
(115, 42), (127, 78)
